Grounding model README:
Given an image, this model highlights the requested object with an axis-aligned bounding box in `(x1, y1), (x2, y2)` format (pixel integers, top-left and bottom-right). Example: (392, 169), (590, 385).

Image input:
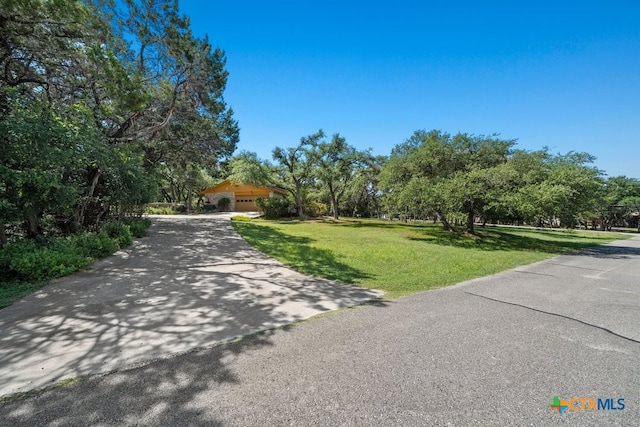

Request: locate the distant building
(200, 180), (288, 212)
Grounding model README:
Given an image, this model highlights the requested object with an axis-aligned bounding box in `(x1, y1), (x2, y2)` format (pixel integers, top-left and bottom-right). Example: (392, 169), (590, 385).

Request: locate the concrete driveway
(0, 214), (381, 397)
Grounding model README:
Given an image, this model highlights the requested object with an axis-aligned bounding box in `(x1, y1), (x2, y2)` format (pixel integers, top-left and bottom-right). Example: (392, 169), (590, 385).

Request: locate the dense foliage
(0, 0), (237, 243)
(255, 197), (291, 219)
(0, 218), (151, 283)
(230, 129), (638, 230)
(380, 130), (638, 232)
(229, 131), (378, 219)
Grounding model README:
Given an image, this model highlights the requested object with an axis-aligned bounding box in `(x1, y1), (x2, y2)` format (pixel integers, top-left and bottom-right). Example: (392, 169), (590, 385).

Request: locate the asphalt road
(0, 232), (638, 426)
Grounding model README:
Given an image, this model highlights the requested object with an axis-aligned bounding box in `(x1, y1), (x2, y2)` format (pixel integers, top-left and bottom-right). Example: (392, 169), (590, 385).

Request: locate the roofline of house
(199, 180), (288, 196)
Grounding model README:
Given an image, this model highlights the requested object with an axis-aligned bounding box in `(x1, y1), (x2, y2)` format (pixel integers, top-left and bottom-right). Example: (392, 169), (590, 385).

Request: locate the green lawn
(232, 219), (631, 299)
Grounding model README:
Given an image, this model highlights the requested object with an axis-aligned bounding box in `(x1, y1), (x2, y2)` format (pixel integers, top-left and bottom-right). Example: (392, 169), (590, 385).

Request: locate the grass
(0, 280), (48, 309)
(232, 218), (632, 299)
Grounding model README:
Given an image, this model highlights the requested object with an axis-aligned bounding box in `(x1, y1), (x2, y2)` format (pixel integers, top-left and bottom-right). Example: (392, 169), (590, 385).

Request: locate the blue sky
(180, 1), (640, 178)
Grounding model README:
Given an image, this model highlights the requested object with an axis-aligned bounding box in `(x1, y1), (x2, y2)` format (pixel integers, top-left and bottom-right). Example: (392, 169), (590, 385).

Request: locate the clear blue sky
(180, 0), (639, 178)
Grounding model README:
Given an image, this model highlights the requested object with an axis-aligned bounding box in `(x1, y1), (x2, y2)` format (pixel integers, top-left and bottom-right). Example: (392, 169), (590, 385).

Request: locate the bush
(71, 231), (120, 259)
(255, 197), (291, 219)
(217, 197), (231, 212)
(124, 217), (152, 238)
(231, 215), (251, 222)
(1, 238), (91, 282)
(101, 221), (133, 247)
(0, 219), (151, 294)
(0, 240), (37, 280)
(145, 206), (174, 215)
(307, 201), (328, 217)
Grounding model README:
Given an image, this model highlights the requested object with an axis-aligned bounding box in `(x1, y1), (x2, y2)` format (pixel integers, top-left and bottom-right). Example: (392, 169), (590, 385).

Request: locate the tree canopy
(0, 0), (237, 243)
(229, 131), (375, 219)
(379, 130), (623, 233)
(380, 130), (516, 233)
(1, 1), (635, 244)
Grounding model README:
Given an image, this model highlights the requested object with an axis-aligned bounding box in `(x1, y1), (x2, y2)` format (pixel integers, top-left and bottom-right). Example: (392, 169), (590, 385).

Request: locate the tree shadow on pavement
(0, 330), (277, 426)
(565, 242), (640, 259)
(0, 216), (380, 403)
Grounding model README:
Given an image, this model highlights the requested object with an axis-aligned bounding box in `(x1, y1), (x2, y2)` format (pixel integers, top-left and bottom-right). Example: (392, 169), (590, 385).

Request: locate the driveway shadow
(566, 239), (640, 259)
(0, 330), (276, 426)
(0, 217), (381, 397)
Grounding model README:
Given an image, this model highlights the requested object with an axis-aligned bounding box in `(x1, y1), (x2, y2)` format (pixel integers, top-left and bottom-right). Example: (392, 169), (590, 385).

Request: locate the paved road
(0, 214), (381, 397)
(0, 231), (638, 426)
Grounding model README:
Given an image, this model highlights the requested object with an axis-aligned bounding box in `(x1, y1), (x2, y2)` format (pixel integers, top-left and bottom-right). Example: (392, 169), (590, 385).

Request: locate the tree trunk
(295, 182), (304, 219)
(161, 188), (173, 203)
(78, 167), (101, 227)
(330, 187), (339, 220)
(95, 203), (109, 227)
(466, 209), (475, 234)
(436, 210), (453, 232)
(0, 223), (6, 247)
(25, 212), (40, 239)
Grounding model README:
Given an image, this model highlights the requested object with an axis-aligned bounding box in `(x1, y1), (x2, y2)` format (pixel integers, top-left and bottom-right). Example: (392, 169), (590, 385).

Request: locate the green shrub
(231, 215), (251, 222)
(255, 197), (291, 219)
(101, 222), (133, 247)
(124, 217), (152, 238)
(3, 237), (90, 282)
(71, 231), (120, 259)
(307, 201), (328, 217)
(0, 240), (38, 280)
(0, 220), (151, 303)
(145, 206), (174, 215)
(217, 197), (231, 211)
(118, 226), (133, 247)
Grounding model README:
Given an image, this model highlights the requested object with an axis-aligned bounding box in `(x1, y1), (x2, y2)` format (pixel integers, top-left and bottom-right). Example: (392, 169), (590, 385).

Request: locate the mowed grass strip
(232, 219), (631, 299)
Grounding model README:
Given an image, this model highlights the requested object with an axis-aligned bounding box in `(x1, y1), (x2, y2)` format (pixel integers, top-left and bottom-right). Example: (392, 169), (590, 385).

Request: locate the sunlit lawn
(232, 218), (631, 299)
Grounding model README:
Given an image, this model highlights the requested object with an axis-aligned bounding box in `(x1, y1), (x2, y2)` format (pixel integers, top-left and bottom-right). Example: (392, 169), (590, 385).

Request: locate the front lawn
(232, 219), (630, 299)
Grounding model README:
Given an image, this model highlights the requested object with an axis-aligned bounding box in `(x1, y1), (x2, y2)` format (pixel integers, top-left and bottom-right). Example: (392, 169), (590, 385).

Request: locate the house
(200, 180), (288, 212)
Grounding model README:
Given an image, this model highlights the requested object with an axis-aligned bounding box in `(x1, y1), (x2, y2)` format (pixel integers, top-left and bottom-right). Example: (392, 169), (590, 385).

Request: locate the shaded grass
(233, 219), (631, 299)
(233, 222), (369, 284)
(0, 280), (47, 309)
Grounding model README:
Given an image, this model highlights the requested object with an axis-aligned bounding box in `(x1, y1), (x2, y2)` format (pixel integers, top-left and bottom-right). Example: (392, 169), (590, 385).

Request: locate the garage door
(235, 195), (257, 212)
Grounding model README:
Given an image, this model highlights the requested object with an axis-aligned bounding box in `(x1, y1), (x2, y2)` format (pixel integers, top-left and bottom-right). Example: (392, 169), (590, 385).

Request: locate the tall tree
(89, 0), (238, 144)
(228, 151), (278, 188)
(0, 0), (237, 238)
(600, 176), (640, 229)
(343, 155), (385, 218)
(314, 134), (371, 220)
(380, 130), (515, 233)
(272, 130), (324, 218)
(0, 0), (110, 114)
